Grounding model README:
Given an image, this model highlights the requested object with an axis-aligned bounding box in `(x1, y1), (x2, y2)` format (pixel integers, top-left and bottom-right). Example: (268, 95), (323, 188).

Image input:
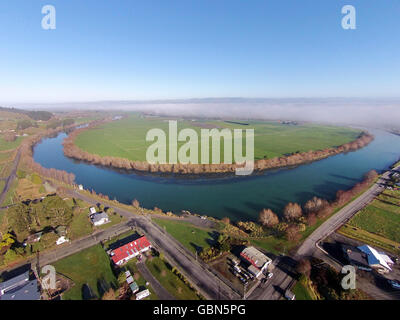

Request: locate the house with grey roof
(0, 271), (40, 300)
(90, 211), (110, 226)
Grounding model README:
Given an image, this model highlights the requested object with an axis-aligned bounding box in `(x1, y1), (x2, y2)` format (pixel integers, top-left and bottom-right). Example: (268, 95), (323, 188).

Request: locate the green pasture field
(74, 114), (362, 163)
(0, 136), (23, 152)
(153, 218), (216, 254)
(53, 244), (117, 300)
(145, 256), (201, 300)
(347, 190), (400, 243)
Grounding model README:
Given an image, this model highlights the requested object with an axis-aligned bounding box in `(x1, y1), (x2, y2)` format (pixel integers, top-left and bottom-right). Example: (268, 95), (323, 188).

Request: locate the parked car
(267, 272), (274, 279)
(388, 279), (400, 290)
(284, 289), (296, 300)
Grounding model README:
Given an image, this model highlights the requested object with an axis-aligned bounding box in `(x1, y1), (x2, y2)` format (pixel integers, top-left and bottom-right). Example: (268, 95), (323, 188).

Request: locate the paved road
(249, 165), (399, 300)
(0, 150), (21, 205)
(63, 190), (240, 300)
(136, 261), (175, 300)
(1, 218), (138, 273)
(296, 167), (397, 258)
(248, 257), (294, 300)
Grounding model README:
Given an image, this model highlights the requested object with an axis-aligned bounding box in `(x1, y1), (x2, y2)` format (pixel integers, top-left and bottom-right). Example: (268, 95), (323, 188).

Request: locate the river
(33, 129), (400, 221)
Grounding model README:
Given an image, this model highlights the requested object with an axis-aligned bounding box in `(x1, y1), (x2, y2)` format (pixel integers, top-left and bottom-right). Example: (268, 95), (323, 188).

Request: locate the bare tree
(132, 199), (140, 208)
(259, 208), (279, 227)
(296, 258), (311, 277)
(304, 197), (329, 215)
(283, 202), (303, 221)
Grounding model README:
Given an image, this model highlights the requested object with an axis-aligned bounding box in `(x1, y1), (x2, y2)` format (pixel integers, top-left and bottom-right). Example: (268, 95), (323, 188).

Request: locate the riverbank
(62, 122), (374, 174)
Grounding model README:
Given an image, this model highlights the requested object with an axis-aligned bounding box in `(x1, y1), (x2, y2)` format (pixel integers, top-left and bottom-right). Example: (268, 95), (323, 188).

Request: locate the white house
(78, 185), (84, 190)
(136, 289), (150, 300)
(56, 236), (70, 246)
(90, 212), (110, 226)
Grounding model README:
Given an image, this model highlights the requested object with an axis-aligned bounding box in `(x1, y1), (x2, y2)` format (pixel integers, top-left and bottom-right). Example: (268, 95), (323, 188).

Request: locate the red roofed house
(110, 236), (152, 266)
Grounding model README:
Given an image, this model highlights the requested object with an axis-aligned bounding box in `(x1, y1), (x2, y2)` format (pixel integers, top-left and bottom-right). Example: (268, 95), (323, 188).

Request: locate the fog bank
(12, 98), (400, 128)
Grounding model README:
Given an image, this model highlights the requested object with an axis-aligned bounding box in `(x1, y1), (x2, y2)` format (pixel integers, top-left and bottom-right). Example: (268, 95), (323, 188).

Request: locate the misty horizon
(5, 97), (400, 129)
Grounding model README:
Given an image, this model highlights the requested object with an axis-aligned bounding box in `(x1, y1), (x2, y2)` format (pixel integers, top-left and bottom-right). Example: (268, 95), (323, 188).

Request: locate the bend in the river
(33, 129), (400, 221)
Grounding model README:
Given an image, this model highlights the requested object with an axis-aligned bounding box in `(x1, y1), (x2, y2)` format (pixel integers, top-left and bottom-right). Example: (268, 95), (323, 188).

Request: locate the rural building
(25, 232), (43, 244)
(130, 282), (139, 294)
(90, 212), (110, 226)
(78, 184), (84, 190)
(89, 207), (97, 214)
(358, 245), (394, 273)
(136, 289), (150, 300)
(56, 236), (69, 246)
(110, 235), (152, 266)
(248, 265), (263, 278)
(342, 245), (372, 271)
(342, 244), (394, 273)
(0, 271), (40, 300)
(240, 246), (272, 276)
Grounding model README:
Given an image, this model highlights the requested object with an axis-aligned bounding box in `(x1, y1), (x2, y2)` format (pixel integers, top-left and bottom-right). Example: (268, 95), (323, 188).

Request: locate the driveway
(136, 261), (175, 300)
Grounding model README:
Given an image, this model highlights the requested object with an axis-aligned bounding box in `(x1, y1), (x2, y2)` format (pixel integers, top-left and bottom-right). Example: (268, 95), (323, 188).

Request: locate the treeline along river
(33, 129), (400, 221)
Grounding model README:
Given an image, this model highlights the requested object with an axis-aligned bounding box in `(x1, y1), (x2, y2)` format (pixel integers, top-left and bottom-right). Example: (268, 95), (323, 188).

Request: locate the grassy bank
(74, 114), (362, 162)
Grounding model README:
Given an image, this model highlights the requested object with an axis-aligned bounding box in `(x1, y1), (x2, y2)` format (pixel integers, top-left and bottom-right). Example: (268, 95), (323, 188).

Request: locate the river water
(33, 129), (400, 221)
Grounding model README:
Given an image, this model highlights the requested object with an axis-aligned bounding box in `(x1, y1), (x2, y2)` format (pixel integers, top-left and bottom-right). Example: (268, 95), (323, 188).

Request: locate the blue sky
(0, 0), (399, 102)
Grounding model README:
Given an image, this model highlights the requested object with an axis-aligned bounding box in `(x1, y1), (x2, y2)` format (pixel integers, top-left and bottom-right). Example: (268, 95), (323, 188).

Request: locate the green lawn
(153, 218), (216, 254)
(69, 212), (93, 240)
(348, 198), (400, 242)
(0, 151), (13, 162)
(249, 237), (293, 255)
(74, 114), (362, 163)
(145, 256), (200, 300)
(53, 245), (117, 300)
(339, 189), (400, 254)
(97, 212), (125, 230)
(0, 136), (23, 151)
(292, 282), (313, 300)
(1, 179), (18, 206)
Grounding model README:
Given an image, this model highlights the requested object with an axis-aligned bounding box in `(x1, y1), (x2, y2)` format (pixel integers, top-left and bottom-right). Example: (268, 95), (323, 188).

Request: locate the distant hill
(0, 107), (53, 121)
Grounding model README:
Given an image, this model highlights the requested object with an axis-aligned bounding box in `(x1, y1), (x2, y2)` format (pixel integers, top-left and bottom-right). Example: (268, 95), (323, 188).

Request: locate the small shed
(130, 282), (139, 294)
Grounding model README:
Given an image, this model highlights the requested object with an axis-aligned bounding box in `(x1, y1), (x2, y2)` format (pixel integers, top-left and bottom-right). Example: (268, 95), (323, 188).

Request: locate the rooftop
(240, 246), (272, 269)
(111, 235), (151, 264)
(0, 271), (40, 300)
(91, 212), (109, 224)
(358, 245), (393, 271)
